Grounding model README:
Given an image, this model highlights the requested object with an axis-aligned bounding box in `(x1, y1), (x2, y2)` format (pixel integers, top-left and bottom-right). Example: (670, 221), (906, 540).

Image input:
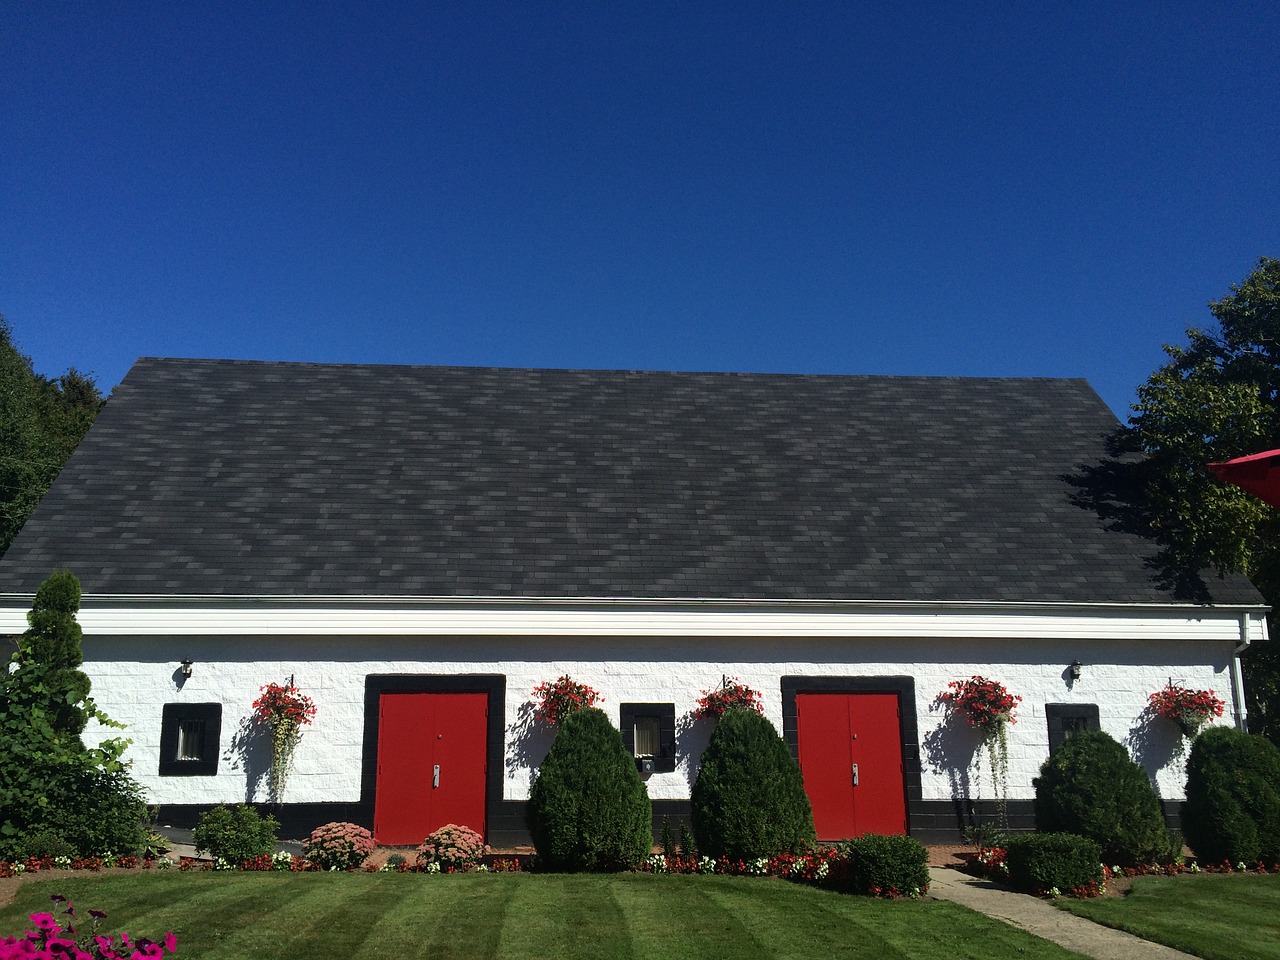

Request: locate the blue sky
(2, 1), (1276, 419)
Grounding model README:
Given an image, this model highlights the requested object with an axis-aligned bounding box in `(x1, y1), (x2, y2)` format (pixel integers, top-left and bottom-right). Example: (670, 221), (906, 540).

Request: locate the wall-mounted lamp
(1069, 659), (1083, 681)
(180, 659), (194, 678)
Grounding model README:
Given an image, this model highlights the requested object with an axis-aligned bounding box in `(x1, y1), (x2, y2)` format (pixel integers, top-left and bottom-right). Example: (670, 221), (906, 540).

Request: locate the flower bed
(2, 894), (176, 959)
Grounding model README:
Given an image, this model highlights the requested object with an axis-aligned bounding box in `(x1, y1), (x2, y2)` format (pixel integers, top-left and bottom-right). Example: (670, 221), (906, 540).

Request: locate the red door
(373, 692), (488, 845)
(796, 692), (906, 840)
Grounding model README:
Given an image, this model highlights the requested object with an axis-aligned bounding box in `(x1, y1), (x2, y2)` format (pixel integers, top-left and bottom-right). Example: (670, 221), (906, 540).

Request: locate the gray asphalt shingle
(0, 358), (1261, 604)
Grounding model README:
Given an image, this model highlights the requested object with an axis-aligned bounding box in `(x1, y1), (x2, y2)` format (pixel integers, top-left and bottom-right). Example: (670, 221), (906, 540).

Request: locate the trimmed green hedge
(526, 707), (653, 871)
(691, 707), (815, 859)
(193, 803), (279, 865)
(1034, 730), (1173, 865)
(837, 834), (929, 897)
(1004, 833), (1103, 895)
(1183, 726), (1280, 865)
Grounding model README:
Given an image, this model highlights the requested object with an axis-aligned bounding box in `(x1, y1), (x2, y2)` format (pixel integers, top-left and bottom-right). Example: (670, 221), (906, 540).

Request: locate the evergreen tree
(526, 707), (652, 871)
(691, 707), (815, 859)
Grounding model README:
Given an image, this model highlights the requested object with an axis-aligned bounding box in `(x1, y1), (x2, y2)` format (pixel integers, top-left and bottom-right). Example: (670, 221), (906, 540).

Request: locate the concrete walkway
(928, 868), (1197, 960)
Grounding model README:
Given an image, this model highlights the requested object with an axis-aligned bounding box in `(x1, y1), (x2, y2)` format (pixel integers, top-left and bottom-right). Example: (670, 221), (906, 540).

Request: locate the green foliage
(1005, 833), (1104, 895)
(690, 707), (815, 859)
(836, 834), (930, 896)
(1123, 257), (1280, 743)
(19, 568), (90, 738)
(0, 570), (143, 858)
(1034, 730), (1173, 865)
(193, 804), (280, 865)
(0, 317), (104, 556)
(1183, 726), (1280, 864)
(526, 707), (653, 871)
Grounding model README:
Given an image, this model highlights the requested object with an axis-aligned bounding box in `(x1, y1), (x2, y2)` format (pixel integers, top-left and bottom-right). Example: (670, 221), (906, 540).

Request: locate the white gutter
(1232, 612), (1253, 731)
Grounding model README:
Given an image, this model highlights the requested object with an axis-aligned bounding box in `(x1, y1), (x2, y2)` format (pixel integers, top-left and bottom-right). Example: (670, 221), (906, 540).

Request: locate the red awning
(1208, 449), (1280, 509)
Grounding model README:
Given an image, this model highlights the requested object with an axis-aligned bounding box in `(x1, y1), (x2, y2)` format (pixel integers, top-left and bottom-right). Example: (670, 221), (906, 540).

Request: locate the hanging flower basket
(1148, 684), (1224, 738)
(531, 675), (601, 727)
(940, 675), (1021, 731)
(693, 677), (763, 720)
(940, 676), (1021, 826)
(252, 681), (316, 802)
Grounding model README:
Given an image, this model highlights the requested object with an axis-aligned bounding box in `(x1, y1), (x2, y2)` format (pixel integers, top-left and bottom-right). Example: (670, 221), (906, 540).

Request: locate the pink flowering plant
(2, 895), (177, 959)
(251, 680), (316, 801)
(531, 675), (601, 727)
(693, 678), (764, 720)
(1148, 684), (1225, 737)
(416, 823), (490, 873)
(303, 821), (375, 871)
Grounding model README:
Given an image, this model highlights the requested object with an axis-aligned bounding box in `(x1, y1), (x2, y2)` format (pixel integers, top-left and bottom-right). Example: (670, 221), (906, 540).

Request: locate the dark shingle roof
(0, 358), (1261, 604)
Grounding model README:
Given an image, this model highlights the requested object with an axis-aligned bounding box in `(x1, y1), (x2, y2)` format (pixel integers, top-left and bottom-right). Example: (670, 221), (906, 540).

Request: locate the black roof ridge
(129, 355), (1093, 386)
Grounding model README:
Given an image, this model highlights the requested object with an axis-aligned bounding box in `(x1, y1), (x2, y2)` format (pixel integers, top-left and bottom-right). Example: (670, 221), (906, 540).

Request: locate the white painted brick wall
(79, 631), (1236, 808)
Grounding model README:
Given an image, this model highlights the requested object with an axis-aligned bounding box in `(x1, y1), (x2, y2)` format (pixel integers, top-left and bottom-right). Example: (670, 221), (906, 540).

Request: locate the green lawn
(1059, 873), (1280, 960)
(0, 871), (1090, 960)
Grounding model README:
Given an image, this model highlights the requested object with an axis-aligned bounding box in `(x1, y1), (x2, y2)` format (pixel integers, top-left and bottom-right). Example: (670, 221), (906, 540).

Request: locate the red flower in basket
(1148, 684), (1224, 737)
(532, 675), (601, 727)
(694, 678), (764, 720)
(941, 676), (1020, 731)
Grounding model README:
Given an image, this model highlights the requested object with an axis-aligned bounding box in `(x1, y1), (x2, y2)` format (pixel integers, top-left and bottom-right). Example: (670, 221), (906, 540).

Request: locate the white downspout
(1231, 613), (1252, 731)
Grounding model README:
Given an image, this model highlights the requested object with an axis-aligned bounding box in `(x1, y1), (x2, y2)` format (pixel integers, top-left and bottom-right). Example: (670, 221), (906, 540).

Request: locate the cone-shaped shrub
(1034, 729), (1173, 865)
(526, 707), (652, 871)
(691, 707), (815, 859)
(1183, 726), (1280, 864)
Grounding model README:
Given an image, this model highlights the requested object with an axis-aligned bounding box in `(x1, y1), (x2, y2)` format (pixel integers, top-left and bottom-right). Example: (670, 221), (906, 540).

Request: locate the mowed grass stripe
(801, 890), (1089, 960)
(2, 872), (1094, 960)
(499, 875), (634, 960)
(611, 874), (771, 960)
(0, 873), (291, 952)
(175, 874), (402, 959)
(698, 878), (914, 960)
(380, 874), (519, 960)
(1062, 874), (1280, 960)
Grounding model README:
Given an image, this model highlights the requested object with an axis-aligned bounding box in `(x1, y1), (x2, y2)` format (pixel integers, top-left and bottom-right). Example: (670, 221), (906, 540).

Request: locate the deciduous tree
(1124, 257), (1280, 741)
(0, 317), (104, 556)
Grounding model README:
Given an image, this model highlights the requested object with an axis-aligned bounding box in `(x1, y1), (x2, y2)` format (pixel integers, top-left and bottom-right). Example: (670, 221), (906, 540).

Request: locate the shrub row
(527, 705), (817, 871)
(1032, 726), (1280, 869)
(1033, 730), (1174, 865)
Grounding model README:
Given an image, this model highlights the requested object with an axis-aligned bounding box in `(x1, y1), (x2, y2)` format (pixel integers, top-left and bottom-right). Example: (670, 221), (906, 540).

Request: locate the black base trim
(153, 797), (1191, 849)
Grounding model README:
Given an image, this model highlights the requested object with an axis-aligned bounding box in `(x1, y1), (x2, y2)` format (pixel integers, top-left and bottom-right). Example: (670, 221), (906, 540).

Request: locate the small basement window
(620, 703), (676, 773)
(1045, 703), (1100, 754)
(159, 703), (222, 776)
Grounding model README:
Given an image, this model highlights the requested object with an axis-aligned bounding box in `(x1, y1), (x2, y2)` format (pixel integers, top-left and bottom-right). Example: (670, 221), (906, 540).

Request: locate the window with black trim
(1045, 703), (1099, 754)
(619, 703), (675, 773)
(159, 703), (222, 776)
